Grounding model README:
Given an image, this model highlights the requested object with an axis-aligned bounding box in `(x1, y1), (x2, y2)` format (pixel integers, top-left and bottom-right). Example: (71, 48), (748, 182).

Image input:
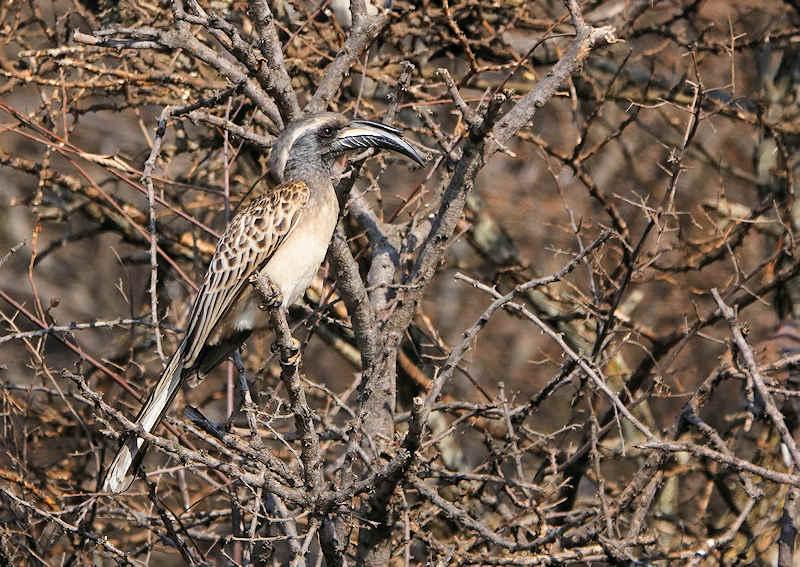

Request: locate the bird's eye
(319, 126), (335, 139)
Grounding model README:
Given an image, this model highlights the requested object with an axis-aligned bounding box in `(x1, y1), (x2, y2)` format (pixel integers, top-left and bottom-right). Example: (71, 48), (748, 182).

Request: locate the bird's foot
(250, 273), (299, 362)
(248, 273), (283, 311)
(271, 336), (301, 359)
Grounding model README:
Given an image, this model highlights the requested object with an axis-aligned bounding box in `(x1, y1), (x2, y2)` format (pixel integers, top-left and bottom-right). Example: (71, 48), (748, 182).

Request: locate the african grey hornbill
(102, 112), (424, 493)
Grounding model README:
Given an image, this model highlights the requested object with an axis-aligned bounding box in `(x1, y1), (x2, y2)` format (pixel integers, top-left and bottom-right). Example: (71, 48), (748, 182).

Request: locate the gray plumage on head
(268, 113), (348, 184)
(268, 112), (425, 184)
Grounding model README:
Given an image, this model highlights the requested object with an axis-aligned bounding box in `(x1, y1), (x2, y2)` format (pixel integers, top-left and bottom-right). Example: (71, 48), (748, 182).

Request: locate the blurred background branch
(2, 0), (800, 565)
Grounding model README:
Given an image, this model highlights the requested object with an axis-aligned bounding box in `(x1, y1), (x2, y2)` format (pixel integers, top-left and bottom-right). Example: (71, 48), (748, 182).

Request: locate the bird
(102, 112), (424, 493)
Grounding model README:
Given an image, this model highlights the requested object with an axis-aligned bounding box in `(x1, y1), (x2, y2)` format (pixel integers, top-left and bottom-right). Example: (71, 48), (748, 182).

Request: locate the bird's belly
(230, 206), (338, 334)
(263, 210), (337, 306)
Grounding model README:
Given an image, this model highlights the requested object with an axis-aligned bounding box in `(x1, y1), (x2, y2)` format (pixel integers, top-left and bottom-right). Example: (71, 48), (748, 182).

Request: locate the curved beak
(331, 119), (425, 166)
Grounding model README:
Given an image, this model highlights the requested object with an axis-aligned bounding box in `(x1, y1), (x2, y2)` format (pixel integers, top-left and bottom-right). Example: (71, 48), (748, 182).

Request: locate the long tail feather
(102, 352), (185, 493)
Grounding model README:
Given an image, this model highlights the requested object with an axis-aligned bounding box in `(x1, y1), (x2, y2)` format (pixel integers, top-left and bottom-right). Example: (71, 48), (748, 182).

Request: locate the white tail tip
(102, 435), (145, 493)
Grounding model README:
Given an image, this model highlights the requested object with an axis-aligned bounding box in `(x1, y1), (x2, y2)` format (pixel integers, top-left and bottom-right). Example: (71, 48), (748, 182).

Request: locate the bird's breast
(224, 188), (340, 337)
(264, 191), (339, 307)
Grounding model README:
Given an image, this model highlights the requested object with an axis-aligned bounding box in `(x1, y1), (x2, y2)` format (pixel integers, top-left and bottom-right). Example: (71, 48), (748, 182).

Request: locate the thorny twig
(3, 0), (800, 564)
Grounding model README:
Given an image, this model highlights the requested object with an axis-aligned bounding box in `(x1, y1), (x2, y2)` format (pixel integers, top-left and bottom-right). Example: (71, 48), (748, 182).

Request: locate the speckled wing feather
(180, 180), (309, 366)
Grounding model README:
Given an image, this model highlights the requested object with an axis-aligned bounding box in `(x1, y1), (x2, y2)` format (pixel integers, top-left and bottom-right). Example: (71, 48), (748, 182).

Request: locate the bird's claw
(271, 336), (301, 362)
(249, 273), (283, 310)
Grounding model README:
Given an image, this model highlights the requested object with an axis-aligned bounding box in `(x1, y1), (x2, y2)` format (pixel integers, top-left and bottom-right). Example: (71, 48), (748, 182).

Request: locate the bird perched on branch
(102, 112), (424, 493)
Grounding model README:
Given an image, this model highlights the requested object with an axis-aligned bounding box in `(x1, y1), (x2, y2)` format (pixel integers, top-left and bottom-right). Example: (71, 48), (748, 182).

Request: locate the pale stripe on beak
(332, 119), (425, 166)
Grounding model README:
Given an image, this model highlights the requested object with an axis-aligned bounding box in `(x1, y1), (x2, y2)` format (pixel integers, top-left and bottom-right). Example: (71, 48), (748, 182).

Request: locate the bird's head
(268, 112), (425, 183)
